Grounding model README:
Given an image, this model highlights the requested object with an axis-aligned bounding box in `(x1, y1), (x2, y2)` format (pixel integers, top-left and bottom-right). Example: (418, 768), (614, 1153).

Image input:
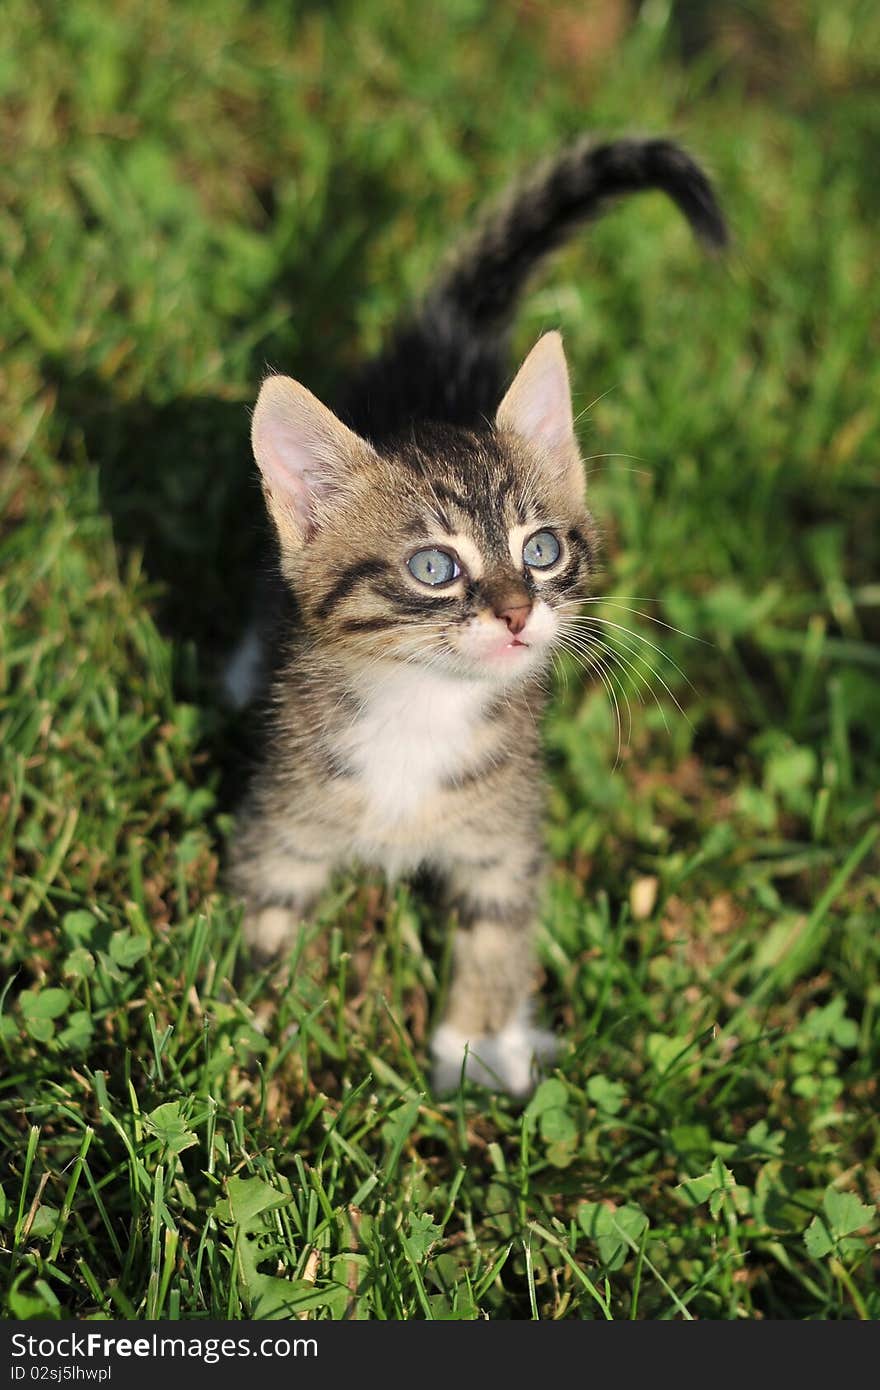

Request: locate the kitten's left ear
(251, 374), (377, 552)
(495, 331), (584, 504)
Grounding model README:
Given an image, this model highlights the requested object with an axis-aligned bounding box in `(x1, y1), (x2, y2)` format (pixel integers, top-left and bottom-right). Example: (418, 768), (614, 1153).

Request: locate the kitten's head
(252, 333), (596, 689)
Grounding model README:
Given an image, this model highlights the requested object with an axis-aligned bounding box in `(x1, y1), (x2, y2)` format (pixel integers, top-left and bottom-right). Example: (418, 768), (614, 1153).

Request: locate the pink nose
(496, 602), (531, 635)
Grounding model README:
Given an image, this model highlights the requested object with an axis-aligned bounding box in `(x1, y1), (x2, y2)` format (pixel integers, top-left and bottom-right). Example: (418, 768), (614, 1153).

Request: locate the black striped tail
(427, 136), (728, 334)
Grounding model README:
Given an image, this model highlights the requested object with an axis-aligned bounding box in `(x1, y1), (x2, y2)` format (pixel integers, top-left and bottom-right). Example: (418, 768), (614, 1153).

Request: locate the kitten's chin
(476, 639), (544, 675)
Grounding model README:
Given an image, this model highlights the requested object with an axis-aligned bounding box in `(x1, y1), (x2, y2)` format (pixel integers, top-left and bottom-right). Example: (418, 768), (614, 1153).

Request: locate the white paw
(243, 905), (300, 960)
(431, 1008), (558, 1097)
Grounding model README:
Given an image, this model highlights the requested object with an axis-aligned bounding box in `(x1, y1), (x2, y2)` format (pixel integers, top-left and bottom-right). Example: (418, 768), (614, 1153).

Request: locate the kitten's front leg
(431, 851), (557, 1097)
(229, 817), (337, 962)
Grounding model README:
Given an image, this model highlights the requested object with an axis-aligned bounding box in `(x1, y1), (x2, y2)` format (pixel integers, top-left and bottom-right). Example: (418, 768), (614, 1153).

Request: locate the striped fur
(227, 135), (726, 1095)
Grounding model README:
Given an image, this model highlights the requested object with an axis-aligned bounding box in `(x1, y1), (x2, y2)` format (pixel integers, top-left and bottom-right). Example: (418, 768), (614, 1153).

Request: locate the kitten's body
(228, 137), (725, 1094)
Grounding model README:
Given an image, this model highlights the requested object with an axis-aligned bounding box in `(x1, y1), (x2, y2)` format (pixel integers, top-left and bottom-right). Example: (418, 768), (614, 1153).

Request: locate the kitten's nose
(497, 601), (531, 635)
(481, 577), (533, 634)
(487, 580), (532, 634)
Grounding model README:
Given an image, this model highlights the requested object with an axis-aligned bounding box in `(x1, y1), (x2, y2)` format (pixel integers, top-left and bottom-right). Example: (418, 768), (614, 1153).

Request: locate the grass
(2, 0), (879, 1320)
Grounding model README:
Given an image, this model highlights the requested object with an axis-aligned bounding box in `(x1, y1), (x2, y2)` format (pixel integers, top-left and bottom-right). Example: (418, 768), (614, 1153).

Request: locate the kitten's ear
(495, 332), (583, 503)
(251, 374), (375, 549)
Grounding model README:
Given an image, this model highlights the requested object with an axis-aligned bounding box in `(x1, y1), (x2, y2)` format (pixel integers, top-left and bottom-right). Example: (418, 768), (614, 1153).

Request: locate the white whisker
(557, 596), (712, 648)
(557, 609), (699, 694)
(572, 383), (620, 425)
(555, 640), (626, 765)
(558, 630), (672, 736)
(558, 618), (693, 729)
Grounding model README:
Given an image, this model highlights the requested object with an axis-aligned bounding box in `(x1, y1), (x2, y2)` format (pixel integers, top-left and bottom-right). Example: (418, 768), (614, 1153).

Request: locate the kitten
(227, 137), (726, 1095)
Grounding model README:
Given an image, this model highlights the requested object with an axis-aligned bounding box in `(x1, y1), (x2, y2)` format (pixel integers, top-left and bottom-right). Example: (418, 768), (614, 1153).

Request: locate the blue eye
(523, 530), (561, 569)
(407, 547), (461, 586)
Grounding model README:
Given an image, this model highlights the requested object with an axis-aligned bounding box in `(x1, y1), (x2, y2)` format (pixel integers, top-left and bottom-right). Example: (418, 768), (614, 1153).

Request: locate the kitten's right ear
(495, 332), (584, 507)
(251, 375), (375, 549)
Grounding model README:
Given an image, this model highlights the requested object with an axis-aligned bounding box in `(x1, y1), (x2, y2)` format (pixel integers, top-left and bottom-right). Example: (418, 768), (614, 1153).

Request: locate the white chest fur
(341, 665), (489, 834)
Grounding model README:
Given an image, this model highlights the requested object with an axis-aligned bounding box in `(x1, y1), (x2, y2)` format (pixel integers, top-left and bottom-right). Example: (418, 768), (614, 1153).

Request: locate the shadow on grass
(45, 366), (266, 654)
(39, 153), (395, 807)
(41, 365), (280, 810)
(43, 146), (406, 661)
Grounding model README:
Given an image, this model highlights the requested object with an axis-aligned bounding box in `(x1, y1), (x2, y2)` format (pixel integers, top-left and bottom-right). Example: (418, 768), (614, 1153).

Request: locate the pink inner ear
(496, 332), (574, 455)
(516, 362), (572, 451)
(256, 413), (327, 525)
(251, 375), (362, 540)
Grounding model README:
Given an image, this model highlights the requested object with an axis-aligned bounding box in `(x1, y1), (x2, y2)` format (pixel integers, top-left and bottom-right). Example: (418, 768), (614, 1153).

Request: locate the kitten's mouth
(487, 636), (531, 660)
(457, 604), (556, 672)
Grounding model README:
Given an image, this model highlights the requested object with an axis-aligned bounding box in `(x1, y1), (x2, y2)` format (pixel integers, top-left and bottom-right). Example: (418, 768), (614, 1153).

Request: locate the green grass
(2, 0), (879, 1320)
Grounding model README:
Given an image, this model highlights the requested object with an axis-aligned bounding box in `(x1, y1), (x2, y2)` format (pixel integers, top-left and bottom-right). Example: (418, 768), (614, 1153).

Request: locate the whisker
(580, 452), (650, 465)
(558, 629), (648, 704)
(555, 641), (626, 765)
(558, 620), (693, 729)
(572, 382), (620, 425)
(557, 612), (699, 695)
(580, 451), (653, 483)
(557, 596), (712, 648)
(585, 464), (654, 481)
(588, 646), (633, 752)
(559, 631), (672, 736)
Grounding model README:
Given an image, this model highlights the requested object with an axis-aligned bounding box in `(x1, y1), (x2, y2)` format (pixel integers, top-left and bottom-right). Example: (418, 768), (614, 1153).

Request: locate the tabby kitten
(227, 137), (726, 1095)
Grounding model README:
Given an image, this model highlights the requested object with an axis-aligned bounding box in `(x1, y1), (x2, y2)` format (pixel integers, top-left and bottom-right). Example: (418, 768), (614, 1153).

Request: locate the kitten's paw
(431, 1010), (558, 1097)
(243, 905), (301, 962)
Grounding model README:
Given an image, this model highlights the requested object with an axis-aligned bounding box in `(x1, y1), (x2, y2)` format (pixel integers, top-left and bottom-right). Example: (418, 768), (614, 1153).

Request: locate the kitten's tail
(426, 136), (727, 334)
